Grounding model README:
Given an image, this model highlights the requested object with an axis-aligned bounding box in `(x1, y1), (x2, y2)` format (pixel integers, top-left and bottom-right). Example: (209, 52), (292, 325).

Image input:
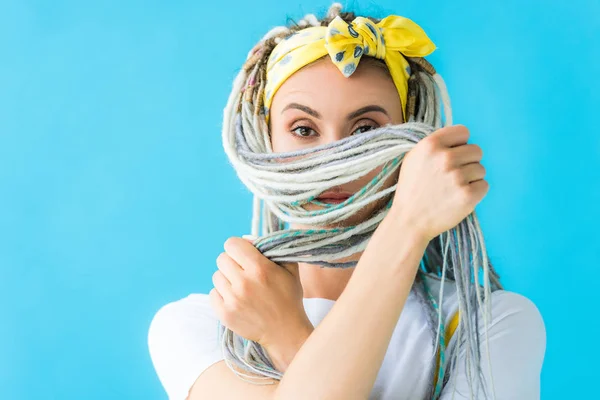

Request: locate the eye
(351, 122), (378, 135)
(290, 121), (379, 139)
(290, 125), (317, 139)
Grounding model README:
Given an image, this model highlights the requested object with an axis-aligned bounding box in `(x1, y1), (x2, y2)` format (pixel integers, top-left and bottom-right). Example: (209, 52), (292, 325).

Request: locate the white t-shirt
(147, 274), (546, 400)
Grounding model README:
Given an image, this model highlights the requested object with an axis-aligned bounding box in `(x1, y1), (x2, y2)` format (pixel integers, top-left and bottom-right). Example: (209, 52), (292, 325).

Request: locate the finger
(224, 237), (264, 272)
(459, 163), (486, 184)
(449, 144), (483, 166)
(212, 270), (234, 301)
(216, 251), (243, 284)
(433, 125), (470, 148)
(466, 179), (490, 205)
(208, 288), (227, 322)
(209, 287), (224, 305)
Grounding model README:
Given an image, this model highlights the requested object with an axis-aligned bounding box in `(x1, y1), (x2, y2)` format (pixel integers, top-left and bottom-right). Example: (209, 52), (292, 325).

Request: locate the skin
(268, 55), (405, 302)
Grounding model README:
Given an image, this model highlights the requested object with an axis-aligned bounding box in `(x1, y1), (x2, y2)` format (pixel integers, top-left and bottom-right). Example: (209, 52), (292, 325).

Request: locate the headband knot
(324, 16), (387, 76)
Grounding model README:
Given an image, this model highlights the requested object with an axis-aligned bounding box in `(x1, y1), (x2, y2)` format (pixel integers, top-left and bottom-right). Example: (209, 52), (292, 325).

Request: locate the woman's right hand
(389, 124), (489, 242)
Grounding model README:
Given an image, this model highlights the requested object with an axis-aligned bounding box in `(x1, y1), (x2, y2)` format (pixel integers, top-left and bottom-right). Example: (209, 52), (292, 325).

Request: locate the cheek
(270, 130), (288, 153)
(364, 165), (385, 181)
(270, 128), (314, 158)
(270, 134), (292, 159)
(269, 133), (305, 164)
(363, 165), (398, 189)
(269, 123), (292, 153)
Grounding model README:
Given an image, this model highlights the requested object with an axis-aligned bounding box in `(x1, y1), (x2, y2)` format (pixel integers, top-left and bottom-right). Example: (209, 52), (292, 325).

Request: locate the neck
(299, 251), (362, 301)
(289, 222), (364, 301)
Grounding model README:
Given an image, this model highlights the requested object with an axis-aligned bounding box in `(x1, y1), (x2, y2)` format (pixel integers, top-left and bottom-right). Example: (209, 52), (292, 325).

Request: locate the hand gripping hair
(219, 3), (504, 399)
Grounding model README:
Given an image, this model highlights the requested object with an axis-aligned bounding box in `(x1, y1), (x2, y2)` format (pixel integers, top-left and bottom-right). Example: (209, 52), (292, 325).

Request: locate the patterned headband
(264, 15), (437, 123)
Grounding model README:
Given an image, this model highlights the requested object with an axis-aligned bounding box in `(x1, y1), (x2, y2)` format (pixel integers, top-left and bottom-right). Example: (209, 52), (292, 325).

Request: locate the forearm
(273, 212), (430, 400)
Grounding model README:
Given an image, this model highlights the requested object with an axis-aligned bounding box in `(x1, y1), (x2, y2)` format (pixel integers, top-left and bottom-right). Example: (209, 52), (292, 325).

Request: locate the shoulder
(489, 289), (545, 326)
(482, 289), (547, 361)
(464, 288), (546, 343)
(149, 293), (217, 329)
(148, 293), (220, 347)
(422, 274), (546, 336)
(427, 279), (547, 399)
(148, 293), (225, 400)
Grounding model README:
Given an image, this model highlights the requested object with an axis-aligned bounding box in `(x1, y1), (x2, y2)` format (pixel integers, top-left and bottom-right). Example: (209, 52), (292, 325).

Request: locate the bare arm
(187, 211), (428, 400)
(186, 320), (313, 399)
(273, 211), (429, 400)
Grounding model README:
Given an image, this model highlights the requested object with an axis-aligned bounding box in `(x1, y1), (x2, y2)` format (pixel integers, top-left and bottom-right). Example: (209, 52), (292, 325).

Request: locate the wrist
(384, 207), (432, 250)
(263, 321), (314, 372)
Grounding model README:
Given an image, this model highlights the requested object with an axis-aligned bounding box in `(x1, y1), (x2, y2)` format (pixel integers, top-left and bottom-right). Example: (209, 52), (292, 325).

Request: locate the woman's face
(268, 56), (404, 229)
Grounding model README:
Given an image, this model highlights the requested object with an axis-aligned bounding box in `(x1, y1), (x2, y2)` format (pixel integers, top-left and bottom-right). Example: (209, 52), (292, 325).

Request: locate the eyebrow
(281, 103), (390, 120)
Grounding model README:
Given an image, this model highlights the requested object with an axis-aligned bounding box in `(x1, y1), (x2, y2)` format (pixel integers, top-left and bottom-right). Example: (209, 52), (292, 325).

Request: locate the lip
(316, 198), (348, 204)
(316, 191), (352, 201)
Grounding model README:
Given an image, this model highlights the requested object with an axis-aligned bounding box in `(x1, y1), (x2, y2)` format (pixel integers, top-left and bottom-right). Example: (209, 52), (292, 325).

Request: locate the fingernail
(242, 234), (258, 241)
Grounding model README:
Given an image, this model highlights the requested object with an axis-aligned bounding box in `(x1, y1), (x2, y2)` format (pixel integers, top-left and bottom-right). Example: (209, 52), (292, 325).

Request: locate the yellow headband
(263, 15), (437, 123)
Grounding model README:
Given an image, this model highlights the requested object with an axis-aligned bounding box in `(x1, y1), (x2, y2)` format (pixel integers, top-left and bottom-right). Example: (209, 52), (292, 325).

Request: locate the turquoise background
(1, 0), (598, 398)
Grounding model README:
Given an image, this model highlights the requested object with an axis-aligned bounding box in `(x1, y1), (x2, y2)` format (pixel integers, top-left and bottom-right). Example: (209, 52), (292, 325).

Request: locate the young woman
(148, 4), (546, 399)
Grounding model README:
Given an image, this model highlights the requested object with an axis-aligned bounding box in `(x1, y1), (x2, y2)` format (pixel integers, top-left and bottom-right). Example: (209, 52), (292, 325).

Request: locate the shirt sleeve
(147, 294), (225, 400)
(439, 291), (547, 400)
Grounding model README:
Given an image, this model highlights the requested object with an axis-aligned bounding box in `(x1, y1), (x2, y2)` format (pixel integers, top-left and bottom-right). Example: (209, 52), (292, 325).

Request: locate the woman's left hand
(209, 235), (314, 360)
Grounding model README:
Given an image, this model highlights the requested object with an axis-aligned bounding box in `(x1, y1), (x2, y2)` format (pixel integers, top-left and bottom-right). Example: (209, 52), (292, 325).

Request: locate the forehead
(269, 57), (400, 111)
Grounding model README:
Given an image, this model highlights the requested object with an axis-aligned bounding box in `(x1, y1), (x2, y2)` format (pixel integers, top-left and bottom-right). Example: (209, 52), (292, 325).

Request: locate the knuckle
(223, 236), (238, 251)
(480, 179), (490, 192)
(425, 137), (439, 153)
(460, 186), (474, 203)
(209, 288), (221, 306)
(451, 169), (464, 186)
(469, 180), (488, 202)
(224, 301), (239, 316)
(419, 136), (436, 154)
(225, 291), (241, 308)
(253, 267), (269, 284)
(457, 124), (470, 136)
(455, 126), (470, 143)
(237, 279), (251, 297)
(441, 151), (454, 171)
